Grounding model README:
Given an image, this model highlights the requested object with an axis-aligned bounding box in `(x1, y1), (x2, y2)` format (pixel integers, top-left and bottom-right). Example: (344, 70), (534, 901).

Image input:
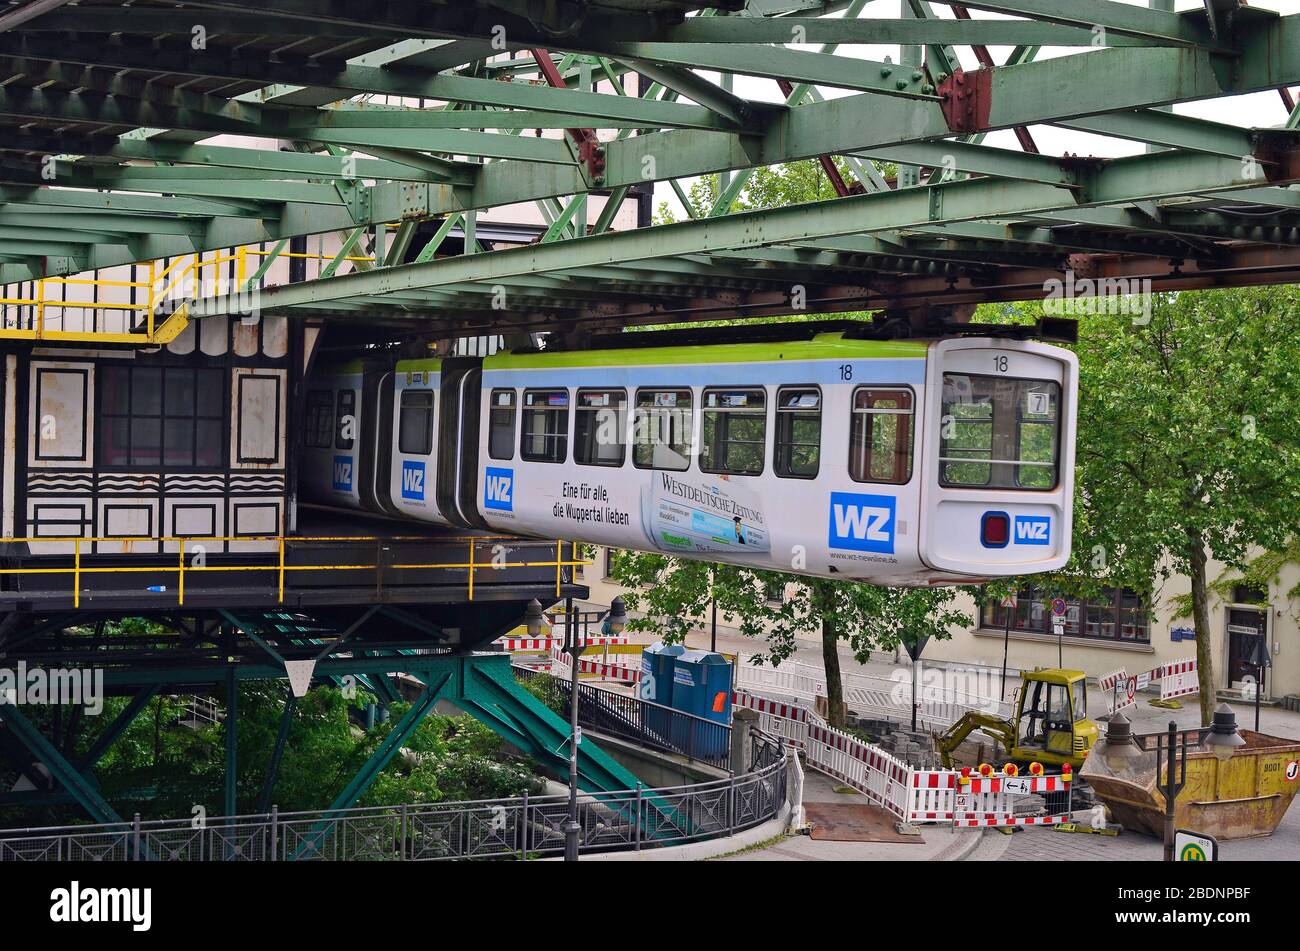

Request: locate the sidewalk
(714, 769), (983, 862)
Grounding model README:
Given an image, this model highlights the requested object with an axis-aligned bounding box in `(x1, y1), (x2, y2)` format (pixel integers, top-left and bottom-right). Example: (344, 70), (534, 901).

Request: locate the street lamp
(1244, 634), (1271, 733)
(524, 598), (544, 638)
(1201, 703), (1246, 763)
(603, 596), (627, 636)
(561, 596), (585, 862)
(1099, 711), (1145, 769)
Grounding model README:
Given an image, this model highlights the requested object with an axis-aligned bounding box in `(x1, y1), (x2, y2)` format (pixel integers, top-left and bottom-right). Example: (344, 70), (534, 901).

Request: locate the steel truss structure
(0, 0), (1295, 340)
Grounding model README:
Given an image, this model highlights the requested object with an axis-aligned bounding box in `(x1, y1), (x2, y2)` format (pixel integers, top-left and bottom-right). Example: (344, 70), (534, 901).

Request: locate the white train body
(301, 330), (1077, 584)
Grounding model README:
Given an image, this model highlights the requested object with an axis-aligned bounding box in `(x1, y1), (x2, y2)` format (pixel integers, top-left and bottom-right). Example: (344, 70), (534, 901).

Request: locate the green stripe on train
(483, 333), (928, 370)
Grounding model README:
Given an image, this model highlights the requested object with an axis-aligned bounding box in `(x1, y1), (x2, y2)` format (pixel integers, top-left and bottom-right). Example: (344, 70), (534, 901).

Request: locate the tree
(988, 286), (1300, 724)
(610, 551), (966, 728)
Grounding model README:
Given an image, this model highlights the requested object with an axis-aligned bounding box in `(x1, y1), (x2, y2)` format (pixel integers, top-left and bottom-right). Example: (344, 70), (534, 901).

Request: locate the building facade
(579, 545), (1299, 702)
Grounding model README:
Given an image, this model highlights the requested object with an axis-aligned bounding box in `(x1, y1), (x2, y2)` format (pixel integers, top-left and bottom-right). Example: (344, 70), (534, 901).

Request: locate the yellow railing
(0, 535), (588, 608)
(0, 246), (377, 345)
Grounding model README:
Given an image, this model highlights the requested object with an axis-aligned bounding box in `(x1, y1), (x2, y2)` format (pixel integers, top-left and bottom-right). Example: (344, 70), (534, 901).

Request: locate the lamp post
(1131, 705), (1242, 861)
(561, 596), (627, 862)
(1245, 633), (1271, 733)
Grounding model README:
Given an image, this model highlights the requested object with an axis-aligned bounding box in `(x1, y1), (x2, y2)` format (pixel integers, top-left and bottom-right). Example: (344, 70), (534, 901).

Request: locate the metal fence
(513, 665), (733, 770)
(0, 743), (787, 862)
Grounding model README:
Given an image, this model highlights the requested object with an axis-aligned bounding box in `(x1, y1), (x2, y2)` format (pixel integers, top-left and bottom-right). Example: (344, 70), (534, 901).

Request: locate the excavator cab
(1014, 670), (1093, 762)
(939, 668), (1099, 771)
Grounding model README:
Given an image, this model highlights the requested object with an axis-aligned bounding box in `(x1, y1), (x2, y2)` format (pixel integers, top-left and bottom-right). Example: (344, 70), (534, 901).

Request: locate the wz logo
(401, 460), (426, 501)
(484, 467), (514, 511)
(828, 492), (895, 554)
(1014, 515), (1051, 545)
(332, 455), (353, 492)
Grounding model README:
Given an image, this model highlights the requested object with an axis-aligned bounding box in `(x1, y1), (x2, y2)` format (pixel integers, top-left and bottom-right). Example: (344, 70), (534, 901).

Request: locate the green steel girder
(193, 143), (1300, 317)
(0, 700), (123, 824)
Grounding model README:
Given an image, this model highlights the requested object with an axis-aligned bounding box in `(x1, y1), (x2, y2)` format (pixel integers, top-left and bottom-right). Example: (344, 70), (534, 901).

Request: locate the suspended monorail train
(302, 324), (1077, 585)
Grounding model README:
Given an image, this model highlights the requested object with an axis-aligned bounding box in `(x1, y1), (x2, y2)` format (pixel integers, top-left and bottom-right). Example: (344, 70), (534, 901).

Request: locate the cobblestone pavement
(970, 792), (1300, 861)
(717, 769), (981, 861)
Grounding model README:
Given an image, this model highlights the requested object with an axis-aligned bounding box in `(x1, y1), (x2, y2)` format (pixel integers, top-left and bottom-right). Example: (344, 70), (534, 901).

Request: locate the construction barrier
(1100, 657), (1197, 712)
(496, 636), (629, 652)
(732, 689), (1071, 829)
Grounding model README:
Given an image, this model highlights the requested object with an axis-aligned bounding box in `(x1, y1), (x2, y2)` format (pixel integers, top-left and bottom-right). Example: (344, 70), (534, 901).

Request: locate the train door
(389, 361), (447, 525)
(359, 368), (396, 515)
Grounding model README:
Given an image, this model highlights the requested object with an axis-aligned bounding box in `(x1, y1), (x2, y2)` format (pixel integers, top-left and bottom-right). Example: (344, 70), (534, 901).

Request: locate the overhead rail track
(0, 0), (1295, 342)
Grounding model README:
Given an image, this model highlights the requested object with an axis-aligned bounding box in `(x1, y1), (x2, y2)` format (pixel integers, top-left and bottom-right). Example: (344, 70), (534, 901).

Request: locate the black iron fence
(513, 664), (733, 770)
(0, 743), (787, 862)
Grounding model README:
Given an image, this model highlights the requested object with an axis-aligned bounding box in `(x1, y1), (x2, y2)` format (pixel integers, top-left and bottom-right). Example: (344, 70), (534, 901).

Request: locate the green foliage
(609, 549), (967, 723)
(520, 672), (568, 717)
(24, 682), (545, 825)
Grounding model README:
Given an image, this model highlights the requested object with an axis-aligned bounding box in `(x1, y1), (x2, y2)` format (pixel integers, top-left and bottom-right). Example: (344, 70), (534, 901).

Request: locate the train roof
(485, 331), (927, 370)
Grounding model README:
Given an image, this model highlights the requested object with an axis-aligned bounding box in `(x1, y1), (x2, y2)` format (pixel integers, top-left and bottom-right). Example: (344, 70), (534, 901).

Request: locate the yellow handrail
(0, 534), (589, 607)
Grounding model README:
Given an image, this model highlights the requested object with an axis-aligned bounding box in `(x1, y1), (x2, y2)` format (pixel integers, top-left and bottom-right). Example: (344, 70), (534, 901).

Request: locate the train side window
(701, 388), (766, 476)
(335, 389), (356, 450)
(398, 388), (435, 455)
(575, 388), (627, 467)
(521, 389), (569, 463)
(775, 386), (821, 479)
(849, 387), (913, 485)
(632, 389), (692, 471)
(488, 388), (517, 460)
(306, 390), (334, 448)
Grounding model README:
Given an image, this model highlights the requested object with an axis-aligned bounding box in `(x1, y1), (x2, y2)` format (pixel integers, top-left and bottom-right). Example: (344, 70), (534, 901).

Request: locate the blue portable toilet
(640, 643), (685, 741)
(670, 650), (733, 758)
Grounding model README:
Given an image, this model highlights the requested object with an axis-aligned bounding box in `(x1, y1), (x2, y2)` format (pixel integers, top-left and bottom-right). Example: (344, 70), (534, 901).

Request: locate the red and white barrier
(732, 690), (1071, 828)
(1101, 657), (1197, 712)
(497, 636), (629, 652)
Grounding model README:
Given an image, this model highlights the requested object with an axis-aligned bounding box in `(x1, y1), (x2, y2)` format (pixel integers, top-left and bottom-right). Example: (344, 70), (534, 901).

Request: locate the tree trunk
(815, 582), (846, 728)
(1187, 531), (1216, 726)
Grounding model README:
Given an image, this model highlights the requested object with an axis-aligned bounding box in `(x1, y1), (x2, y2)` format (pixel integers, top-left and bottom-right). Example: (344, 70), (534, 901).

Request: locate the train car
(300, 324), (1078, 585)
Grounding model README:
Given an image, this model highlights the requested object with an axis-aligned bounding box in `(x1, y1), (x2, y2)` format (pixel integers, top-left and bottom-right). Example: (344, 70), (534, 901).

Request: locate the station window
(849, 387), (913, 484)
(774, 386), (820, 479)
(306, 390), (334, 449)
(335, 389), (356, 450)
(939, 374), (1060, 489)
(397, 388), (435, 455)
(99, 366), (224, 468)
(632, 389), (692, 471)
(700, 388), (766, 476)
(521, 389), (569, 463)
(574, 388), (627, 467)
(488, 388), (517, 461)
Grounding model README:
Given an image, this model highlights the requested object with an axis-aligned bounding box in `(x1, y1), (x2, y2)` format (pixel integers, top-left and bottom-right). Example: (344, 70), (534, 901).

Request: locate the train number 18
(839, 364), (853, 381)
(993, 355), (1008, 372)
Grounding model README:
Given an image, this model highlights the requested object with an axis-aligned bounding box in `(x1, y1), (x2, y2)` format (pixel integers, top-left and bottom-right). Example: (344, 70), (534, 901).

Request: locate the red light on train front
(980, 511), (1010, 549)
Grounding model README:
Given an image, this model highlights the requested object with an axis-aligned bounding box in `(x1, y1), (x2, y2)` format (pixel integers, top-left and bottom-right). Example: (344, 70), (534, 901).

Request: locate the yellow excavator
(938, 668), (1099, 771)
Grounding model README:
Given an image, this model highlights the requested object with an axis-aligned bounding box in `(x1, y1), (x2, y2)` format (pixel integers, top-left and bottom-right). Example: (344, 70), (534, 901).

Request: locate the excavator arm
(938, 712), (1017, 769)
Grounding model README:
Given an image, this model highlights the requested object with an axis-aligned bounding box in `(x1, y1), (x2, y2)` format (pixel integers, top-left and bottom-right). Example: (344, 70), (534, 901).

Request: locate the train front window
(521, 389), (569, 463)
(575, 388), (627, 467)
(398, 389), (435, 455)
(633, 389), (692, 471)
(488, 389), (516, 461)
(775, 387), (820, 479)
(849, 387), (913, 484)
(939, 374), (1060, 489)
(701, 388), (766, 476)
